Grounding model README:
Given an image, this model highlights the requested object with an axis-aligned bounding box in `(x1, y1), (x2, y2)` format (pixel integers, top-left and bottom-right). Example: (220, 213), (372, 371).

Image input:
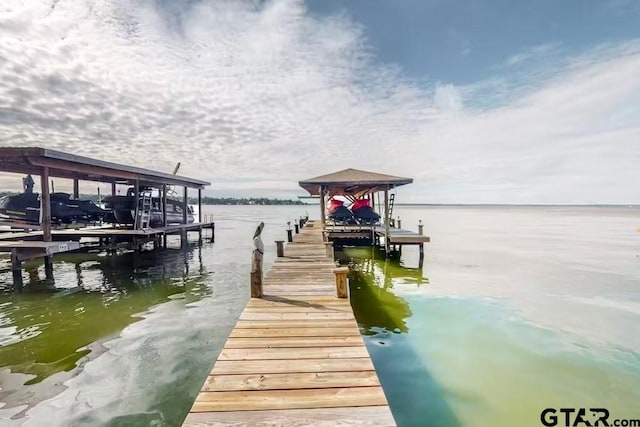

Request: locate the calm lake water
(0, 205), (639, 426)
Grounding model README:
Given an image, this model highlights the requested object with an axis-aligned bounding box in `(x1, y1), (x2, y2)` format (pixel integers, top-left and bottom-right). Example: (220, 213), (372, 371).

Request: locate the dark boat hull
(104, 194), (194, 227)
(328, 206), (357, 224)
(352, 207), (380, 225)
(0, 193), (103, 224)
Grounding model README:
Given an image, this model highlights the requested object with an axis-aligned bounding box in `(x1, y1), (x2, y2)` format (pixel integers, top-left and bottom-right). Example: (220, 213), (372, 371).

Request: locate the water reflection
(336, 247), (428, 335)
(336, 247), (461, 427)
(0, 240), (210, 401)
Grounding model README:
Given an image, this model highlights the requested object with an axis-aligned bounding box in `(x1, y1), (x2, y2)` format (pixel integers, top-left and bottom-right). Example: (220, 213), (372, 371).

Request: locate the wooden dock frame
(0, 222), (215, 290)
(184, 220), (396, 426)
(0, 147), (213, 291)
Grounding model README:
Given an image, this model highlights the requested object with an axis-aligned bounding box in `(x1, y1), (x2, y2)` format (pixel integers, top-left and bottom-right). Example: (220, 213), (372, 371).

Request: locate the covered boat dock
(298, 168), (430, 256)
(0, 147), (213, 290)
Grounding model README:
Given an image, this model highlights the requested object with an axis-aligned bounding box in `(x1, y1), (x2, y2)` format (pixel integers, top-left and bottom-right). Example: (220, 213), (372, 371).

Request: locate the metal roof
(299, 168), (413, 196)
(0, 147), (210, 189)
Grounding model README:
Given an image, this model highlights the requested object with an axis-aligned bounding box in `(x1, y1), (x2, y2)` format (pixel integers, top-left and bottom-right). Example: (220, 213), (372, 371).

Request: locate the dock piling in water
(324, 241), (334, 259)
(333, 267), (349, 298)
(250, 222), (265, 298)
(275, 240), (284, 257)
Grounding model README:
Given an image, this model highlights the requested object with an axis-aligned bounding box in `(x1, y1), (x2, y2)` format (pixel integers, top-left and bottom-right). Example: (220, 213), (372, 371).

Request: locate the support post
(397, 217), (402, 229)
(40, 167), (52, 242)
(162, 185), (168, 226)
(275, 240), (284, 257)
(324, 241), (334, 259)
(111, 182), (116, 196)
(319, 187), (326, 227)
(43, 255), (54, 284)
(251, 222), (265, 298)
(40, 167), (54, 281)
(73, 178), (79, 199)
(333, 267), (349, 298)
(183, 186), (188, 225)
(299, 218), (304, 229)
(210, 222), (215, 243)
(287, 229), (293, 243)
(418, 220), (424, 235)
(294, 223), (299, 234)
(384, 189), (390, 253)
(198, 188), (202, 223)
(11, 251), (23, 292)
(133, 180), (140, 230)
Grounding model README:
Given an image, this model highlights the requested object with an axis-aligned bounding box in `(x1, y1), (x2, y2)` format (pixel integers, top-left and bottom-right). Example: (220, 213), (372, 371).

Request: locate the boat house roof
(0, 147), (210, 189)
(299, 168), (413, 197)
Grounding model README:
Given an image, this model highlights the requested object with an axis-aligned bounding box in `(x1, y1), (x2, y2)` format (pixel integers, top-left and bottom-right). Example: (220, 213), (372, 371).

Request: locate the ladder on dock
(387, 193), (396, 227)
(136, 189), (153, 230)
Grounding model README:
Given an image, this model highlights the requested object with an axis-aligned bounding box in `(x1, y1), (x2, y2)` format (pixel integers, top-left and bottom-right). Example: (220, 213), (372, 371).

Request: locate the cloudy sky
(0, 0), (639, 203)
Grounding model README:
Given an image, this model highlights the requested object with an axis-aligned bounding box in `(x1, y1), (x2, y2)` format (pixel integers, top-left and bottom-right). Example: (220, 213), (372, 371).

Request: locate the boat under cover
(103, 188), (194, 227)
(0, 192), (109, 224)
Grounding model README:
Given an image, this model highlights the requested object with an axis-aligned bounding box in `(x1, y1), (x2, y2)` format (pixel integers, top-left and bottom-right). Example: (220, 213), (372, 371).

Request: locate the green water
(1, 205), (639, 426)
(341, 205), (640, 427)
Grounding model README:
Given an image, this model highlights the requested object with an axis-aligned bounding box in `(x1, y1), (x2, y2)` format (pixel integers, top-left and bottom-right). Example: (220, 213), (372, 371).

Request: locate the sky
(0, 0), (639, 203)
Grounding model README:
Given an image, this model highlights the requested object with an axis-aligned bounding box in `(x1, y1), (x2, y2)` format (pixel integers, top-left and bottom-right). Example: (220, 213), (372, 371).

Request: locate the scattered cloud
(504, 42), (560, 67)
(0, 0), (638, 203)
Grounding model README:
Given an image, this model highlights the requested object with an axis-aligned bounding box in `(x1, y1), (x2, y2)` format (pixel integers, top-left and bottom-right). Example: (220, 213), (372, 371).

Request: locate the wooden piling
(294, 223), (299, 234)
(324, 241), (334, 259)
(418, 220), (424, 236)
(11, 251), (23, 291)
(397, 217), (402, 229)
(287, 229), (293, 243)
(275, 240), (284, 257)
(44, 256), (54, 282)
(333, 267), (349, 298)
(250, 222), (265, 298)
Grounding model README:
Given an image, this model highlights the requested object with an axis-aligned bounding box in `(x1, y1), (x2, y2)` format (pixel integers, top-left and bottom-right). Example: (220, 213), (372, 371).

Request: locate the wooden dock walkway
(184, 221), (396, 426)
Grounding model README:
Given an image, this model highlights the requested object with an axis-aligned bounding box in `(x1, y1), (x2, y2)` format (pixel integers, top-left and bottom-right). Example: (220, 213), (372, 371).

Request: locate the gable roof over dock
(0, 147), (210, 189)
(299, 168), (413, 196)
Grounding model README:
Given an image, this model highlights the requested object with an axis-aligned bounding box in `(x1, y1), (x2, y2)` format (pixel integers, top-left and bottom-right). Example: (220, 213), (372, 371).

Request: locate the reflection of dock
(184, 221), (396, 426)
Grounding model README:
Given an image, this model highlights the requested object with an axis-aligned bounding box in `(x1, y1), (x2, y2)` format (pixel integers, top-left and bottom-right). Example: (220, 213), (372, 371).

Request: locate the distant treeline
(0, 191), (305, 206)
(194, 197), (306, 205)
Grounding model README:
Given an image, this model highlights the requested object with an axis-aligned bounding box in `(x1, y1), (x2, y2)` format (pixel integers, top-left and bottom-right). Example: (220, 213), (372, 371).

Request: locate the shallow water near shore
(1, 205), (639, 426)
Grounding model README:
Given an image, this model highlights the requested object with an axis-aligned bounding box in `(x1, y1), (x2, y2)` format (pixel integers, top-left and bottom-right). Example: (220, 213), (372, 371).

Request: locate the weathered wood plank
(225, 336), (364, 348)
(211, 358), (376, 375)
(219, 346), (369, 361)
(234, 319), (358, 329)
(242, 306), (352, 313)
(183, 406), (396, 426)
(203, 371), (381, 391)
(239, 311), (354, 321)
(230, 327), (358, 338)
(191, 387), (389, 412)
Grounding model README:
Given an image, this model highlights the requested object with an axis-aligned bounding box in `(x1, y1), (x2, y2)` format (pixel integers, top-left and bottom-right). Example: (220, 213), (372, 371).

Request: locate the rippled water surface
(1, 205), (639, 427)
